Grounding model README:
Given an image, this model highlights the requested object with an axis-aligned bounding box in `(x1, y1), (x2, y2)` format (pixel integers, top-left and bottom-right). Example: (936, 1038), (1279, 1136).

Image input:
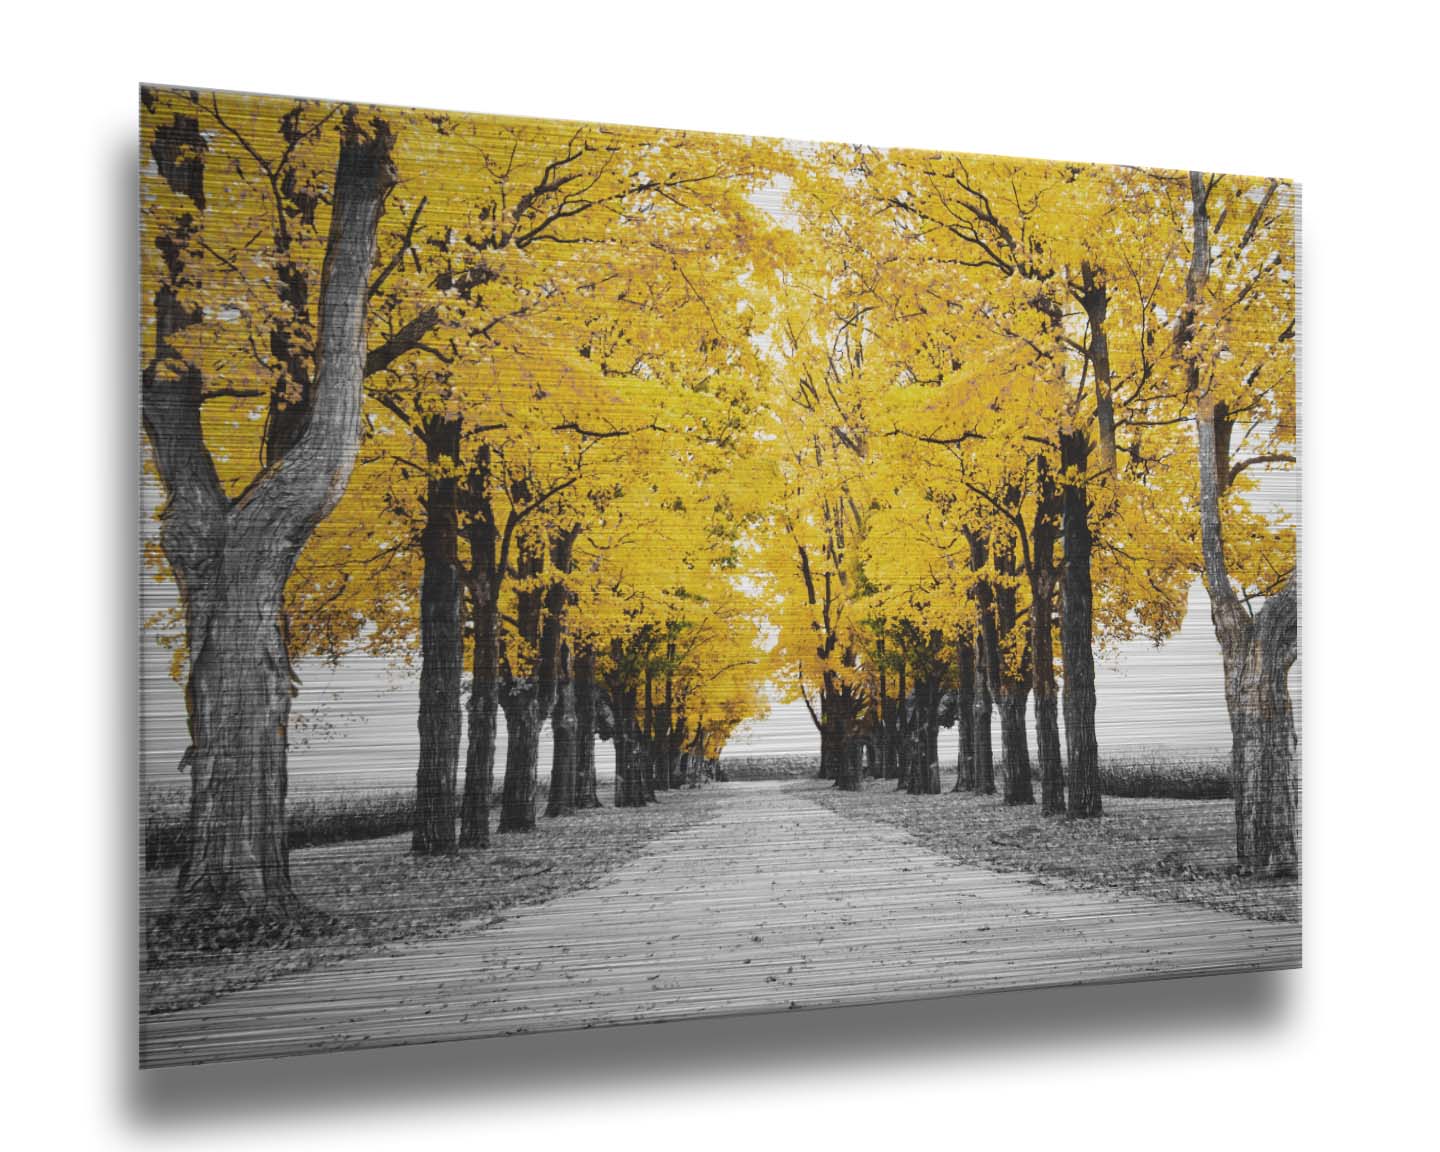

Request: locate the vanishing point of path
(141, 782), (1300, 1067)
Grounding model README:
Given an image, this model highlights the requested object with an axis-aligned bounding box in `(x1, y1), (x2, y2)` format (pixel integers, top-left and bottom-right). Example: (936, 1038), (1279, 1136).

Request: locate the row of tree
(758, 147), (1297, 877)
(141, 89), (1298, 941)
(141, 89), (782, 936)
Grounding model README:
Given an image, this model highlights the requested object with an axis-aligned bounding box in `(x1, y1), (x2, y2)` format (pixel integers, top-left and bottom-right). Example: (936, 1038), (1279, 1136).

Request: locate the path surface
(141, 782), (1300, 1067)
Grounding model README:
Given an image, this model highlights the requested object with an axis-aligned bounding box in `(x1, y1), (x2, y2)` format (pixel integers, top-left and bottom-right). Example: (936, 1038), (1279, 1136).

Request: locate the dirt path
(141, 782), (1300, 1067)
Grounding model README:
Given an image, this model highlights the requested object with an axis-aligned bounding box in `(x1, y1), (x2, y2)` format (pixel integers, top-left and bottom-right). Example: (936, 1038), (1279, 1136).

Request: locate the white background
(4, 2), (1434, 1147)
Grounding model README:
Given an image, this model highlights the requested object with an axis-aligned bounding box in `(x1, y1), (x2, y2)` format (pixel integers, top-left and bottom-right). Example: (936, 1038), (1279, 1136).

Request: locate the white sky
(139, 164), (1298, 791)
(141, 464), (1297, 791)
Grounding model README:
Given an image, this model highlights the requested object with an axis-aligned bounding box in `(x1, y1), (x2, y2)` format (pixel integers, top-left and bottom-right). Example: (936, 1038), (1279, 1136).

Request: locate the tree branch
(368, 195), (427, 299)
(1228, 453), (1295, 486)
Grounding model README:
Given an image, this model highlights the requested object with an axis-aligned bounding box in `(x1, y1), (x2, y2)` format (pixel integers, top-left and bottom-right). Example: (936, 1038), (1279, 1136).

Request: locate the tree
(142, 90), (1299, 915)
(863, 154), (1200, 815)
(141, 89), (396, 937)
(283, 116), (781, 848)
(759, 148), (895, 790)
(383, 118), (677, 851)
(1180, 171), (1299, 878)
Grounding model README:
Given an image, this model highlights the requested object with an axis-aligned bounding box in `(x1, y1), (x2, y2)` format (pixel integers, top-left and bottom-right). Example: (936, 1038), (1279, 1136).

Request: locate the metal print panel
(139, 85), (1300, 1067)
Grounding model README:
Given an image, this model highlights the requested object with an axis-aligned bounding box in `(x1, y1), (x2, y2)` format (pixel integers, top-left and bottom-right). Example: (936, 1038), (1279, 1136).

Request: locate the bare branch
(1228, 453), (1296, 486)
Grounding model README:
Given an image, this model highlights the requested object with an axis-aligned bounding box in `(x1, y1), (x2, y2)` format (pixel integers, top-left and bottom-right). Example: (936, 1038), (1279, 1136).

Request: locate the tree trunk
(877, 641), (899, 781)
(1030, 457), (1065, 815)
(174, 557), (302, 933)
(686, 724), (703, 787)
(844, 736), (865, 789)
(925, 713), (941, 793)
(995, 529), (1035, 808)
(614, 705), (647, 807)
(1200, 479), (1300, 875)
(826, 678), (861, 791)
(633, 642), (658, 803)
(258, 101), (329, 467)
(1059, 429), (1103, 818)
(613, 714), (648, 806)
(832, 735), (860, 791)
(953, 635), (976, 791)
(655, 656), (675, 791)
(1031, 564), (1065, 812)
(1184, 170), (1300, 878)
(643, 747), (658, 805)
(972, 630), (996, 795)
(973, 532), (1030, 803)
(816, 686), (837, 781)
(642, 665), (658, 796)
(666, 708), (685, 792)
(547, 642), (578, 818)
(907, 741), (940, 794)
(884, 675), (900, 780)
(907, 670), (942, 795)
(458, 582), (499, 848)
(609, 639), (647, 808)
(498, 699), (543, 831)
(1222, 580), (1299, 877)
(997, 687), (1034, 805)
(413, 417), (462, 855)
(497, 529), (573, 832)
(143, 110), (395, 937)
(893, 660), (911, 791)
(573, 646), (602, 809)
(262, 258), (316, 465)
(1033, 630), (1064, 816)
(496, 683), (544, 833)
(1079, 263), (1118, 477)
(458, 442), (500, 849)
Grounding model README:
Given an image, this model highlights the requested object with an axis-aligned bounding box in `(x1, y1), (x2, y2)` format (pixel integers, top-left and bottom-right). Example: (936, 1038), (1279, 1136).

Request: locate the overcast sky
(140, 151), (1303, 793)
(140, 463), (1297, 793)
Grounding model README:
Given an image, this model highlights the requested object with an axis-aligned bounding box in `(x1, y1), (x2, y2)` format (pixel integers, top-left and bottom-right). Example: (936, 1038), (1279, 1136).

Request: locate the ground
(793, 774), (1299, 921)
(142, 787), (721, 1015)
(140, 781), (1300, 1067)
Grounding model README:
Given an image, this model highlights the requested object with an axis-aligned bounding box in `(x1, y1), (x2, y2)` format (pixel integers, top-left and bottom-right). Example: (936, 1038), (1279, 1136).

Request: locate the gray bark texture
(547, 638), (580, 817)
(904, 637), (944, 796)
(880, 658), (901, 781)
(143, 108), (395, 938)
(413, 417), (462, 854)
(827, 674), (864, 792)
(971, 627), (996, 795)
(1185, 172), (1299, 878)
(459, 445), (501, 848)
(1029, 457), (1065, 815)
(1060, 430), (1103, 818)
(969, 532), (1033, 805)
(572, 646), (602, 809)
(953, 636), (977, 791)
(606, 639), (649, 808)
(498, 529), (575, 832)
(458, 584), (499, 848)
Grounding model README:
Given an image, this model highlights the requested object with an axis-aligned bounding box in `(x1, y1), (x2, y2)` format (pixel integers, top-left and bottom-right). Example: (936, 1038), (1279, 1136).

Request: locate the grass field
(790, 769), (1298, 923)
(1097, 749), (1232, 799)
(720, 749), (1233, 797)
(143, 749), (1234, 869)
(144, 787), (418, 871)
(716, 755), (823, 782)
